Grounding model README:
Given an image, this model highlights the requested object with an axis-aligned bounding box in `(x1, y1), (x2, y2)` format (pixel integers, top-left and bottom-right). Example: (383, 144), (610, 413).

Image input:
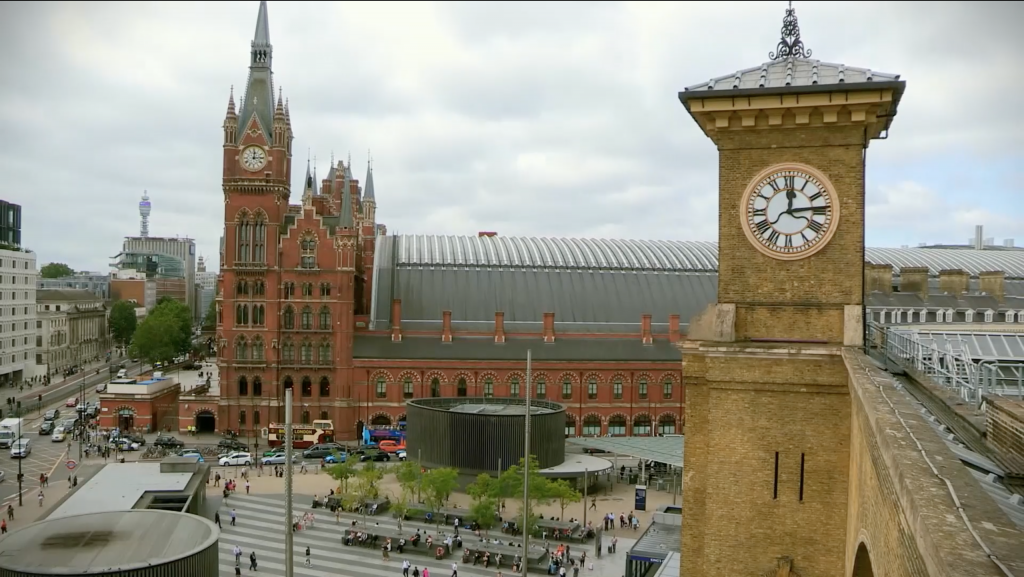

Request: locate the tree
(466, 473), (496, 501)
(109, 300), (138, 347)
(469, 496), (499, 536)
(40, 263), (73, 278)
(127, 315), (179, 365)
(325, 456), (356, 493)
(422, 467), (459, 526)
(349, 461), (386, 526)
(201, 300), (217, 331)
(496, 455), (552, 536)
(548, 479), (582, 520)
(395, 459), (426, 503)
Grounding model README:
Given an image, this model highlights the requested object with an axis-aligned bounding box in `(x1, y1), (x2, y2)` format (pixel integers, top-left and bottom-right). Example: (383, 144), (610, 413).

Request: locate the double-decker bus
(365, 421), (406, 444)
(266, 419), (334, 449)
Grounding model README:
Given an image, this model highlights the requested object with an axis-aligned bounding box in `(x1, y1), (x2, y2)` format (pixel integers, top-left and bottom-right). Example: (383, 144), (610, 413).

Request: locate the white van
(116, 369), (128, 379)
(10, 438), (31, 458)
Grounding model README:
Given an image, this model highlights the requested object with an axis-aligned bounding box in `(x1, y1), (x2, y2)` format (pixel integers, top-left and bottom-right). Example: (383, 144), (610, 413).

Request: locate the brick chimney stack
(979, 271), (1006, 303)
(494, 312), (506, 343)
(390, 299), (402, 342)
(441, 310), (453, 343)
(899, 267), (930, 300)
(668, 314), (681, 343)
(865, 263), (893, 294)
(938, 269), (969, 295)
(641, 314), (653, 345)
(542, 312), (555, 343)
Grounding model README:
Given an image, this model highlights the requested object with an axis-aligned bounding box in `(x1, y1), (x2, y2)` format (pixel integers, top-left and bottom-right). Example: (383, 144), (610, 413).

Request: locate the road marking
(0, 448), (70, 508)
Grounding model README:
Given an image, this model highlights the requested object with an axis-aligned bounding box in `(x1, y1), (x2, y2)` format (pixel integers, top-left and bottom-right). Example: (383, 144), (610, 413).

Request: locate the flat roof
(539, 454), (614, 478)
(651, 552), (680, 577)
(0, 510), (217, 574)
(48, 463), (192, 519)
(449, 403), (555, 416)
(628, 522), (682, 561)
(566, 437), (684, 468)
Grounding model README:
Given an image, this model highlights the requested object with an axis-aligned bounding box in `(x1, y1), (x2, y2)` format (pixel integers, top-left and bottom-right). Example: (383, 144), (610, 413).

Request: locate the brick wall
(987, 396), (1024, 465)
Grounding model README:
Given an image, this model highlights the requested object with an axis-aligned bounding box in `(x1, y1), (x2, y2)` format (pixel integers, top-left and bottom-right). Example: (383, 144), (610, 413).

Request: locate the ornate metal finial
(769, 1), (812, 61)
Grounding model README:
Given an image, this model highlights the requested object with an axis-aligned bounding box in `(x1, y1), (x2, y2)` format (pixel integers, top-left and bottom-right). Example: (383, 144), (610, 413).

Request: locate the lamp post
(521, 349), (532, 577)
(15, 401), (23, 506)
(284, 388), (295, 577)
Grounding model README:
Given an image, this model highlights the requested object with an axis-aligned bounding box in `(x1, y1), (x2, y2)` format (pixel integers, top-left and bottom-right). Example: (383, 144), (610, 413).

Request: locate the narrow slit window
(799, 453), (806, 502)
(773, 451), (780, 500)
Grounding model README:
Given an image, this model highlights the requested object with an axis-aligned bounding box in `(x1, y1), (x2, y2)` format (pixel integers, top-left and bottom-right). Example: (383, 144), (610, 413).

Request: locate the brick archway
(369, 412), (392, 427)
(193, 407), (217, 433)
(851, 542), (874, 577)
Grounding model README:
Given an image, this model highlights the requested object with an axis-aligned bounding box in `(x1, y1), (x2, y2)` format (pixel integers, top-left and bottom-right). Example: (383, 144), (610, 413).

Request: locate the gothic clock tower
(677, 5), (904, 576)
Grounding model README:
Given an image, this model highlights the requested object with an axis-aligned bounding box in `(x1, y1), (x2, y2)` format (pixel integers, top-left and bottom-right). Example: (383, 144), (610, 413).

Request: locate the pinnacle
(227, 85), (236, 115)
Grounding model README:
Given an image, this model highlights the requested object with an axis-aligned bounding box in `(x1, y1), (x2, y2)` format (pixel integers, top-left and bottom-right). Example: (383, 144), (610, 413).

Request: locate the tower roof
(237, 0), (275, 145)
(340, 166), (354, 229)
(364, 160), (376, 202)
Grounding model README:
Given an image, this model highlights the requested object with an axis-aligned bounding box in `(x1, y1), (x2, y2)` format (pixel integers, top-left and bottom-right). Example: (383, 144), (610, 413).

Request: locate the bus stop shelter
(565, 437), (683, 491)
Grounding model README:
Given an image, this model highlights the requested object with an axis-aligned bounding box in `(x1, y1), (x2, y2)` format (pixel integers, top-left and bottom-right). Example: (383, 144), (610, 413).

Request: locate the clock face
(740, 163), (840, 260)
(241, 146), (267, 171)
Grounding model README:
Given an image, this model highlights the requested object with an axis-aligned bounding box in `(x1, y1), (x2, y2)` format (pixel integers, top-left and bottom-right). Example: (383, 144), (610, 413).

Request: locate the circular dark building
(407, 397), (566, 475)
(0, 510), (219, 577)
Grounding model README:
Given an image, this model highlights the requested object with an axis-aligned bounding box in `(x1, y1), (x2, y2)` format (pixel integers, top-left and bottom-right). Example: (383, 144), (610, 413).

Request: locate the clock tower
(677, 5), (904, 577)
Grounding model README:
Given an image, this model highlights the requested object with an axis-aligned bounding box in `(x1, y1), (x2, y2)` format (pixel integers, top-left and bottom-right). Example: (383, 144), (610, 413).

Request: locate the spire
(340, 160), (354, 228)
(304, 155), (313, 191)
(769, 1), (812, 61)
(276, 87), (285, 114)
(237, 0), (275, 144)
(364, 155), (376, 202)
(226, 85), (236, 116)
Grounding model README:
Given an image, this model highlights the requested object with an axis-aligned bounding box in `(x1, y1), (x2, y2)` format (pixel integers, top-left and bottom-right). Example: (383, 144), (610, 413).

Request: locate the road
(0, 359), (148, 508)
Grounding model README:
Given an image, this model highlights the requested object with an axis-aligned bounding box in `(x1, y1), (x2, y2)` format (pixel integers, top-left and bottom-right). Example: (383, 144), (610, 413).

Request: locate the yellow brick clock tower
(677, 5), (904, 577)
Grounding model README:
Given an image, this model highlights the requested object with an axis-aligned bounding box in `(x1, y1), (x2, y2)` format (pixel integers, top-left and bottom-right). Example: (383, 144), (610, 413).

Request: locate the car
(323, 452), (347, 464)
(86, 406), (98, 418)
(261, 453), (300, 466)
(120, 433), (146, 446)
(218, 452), (253, 467)
(154, 435), (184, 448)
(217, 438), (248, 452)
(262, 447), (286, 458)
(583, 447), (610, 455)
(396, 450), (407, 461)
(76, 403), (88, 414)
(302, 443), (345, 459)
(95, 382), (107, 393)
(43, 409), (60, 421)
(109, 438), (140, 451)
(359, 449), (391, 462)
(378, 440), (407, 453)
(178, 449), (205, 462)
(61, 418), (79, 431)
(51, 427), (67, 442)
(65, 397), (78, 407)
(10, 439), (30, 458)
(39, 421), (55, 435)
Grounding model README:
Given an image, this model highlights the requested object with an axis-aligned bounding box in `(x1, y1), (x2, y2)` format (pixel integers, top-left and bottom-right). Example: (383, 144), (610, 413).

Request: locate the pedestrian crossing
(217, 494), (523, 577)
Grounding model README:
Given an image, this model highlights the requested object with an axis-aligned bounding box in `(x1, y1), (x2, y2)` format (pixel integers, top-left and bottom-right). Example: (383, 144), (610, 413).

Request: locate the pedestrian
(304, 546), (312, 567)
(590, 497), (597, 511)
(233, 545), (242, 564)
(245, 480), (250, 494)
(403, 559), (411, 577)
(215, 472), (221, 487)
(249, 551), (258, 571)
(230, 508), (237, 526)
(214, 511), (222, 528)
(38, 491), (44, 507)
(6, 504), (12, 521)
(1, 519), (6, 534)
(413, 567), (420, 577)
(423, 567), (430, 577)
(451, 562), (458, 577)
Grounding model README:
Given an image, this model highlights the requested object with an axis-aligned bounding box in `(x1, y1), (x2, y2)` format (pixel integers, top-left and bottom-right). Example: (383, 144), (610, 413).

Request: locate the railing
(866, 322), (1024, 404)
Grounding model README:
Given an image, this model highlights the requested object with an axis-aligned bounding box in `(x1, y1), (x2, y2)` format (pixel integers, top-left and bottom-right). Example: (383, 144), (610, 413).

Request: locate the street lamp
(15, 401), (23, 507)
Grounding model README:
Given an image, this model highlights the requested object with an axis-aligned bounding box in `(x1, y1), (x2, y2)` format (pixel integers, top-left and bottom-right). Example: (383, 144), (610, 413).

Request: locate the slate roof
(352, 335), (681, 363)
(368, 236), (1024, 337)
(865, 292), (1024, 312)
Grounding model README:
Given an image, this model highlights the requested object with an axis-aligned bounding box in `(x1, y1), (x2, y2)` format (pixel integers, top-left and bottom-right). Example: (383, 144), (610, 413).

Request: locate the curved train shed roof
(368, 236), (1024, 335)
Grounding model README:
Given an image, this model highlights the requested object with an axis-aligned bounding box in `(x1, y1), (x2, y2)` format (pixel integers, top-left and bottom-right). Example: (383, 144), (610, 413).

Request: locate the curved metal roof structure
(865, 248), (1024, 278)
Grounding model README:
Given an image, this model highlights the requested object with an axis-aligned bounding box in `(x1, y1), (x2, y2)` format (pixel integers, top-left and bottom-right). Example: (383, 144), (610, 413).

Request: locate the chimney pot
(978, 271), (1006, 303)
(641, 314), (653, 345)
(938, 269), (969, 296)
(391, 299), (402, 342)
(494, 311), (506, 343)
(542, 312), (555, 343)
(898, 267), (930, 300)
(668, 314), (681, 343)
(441, 310), (453, 343)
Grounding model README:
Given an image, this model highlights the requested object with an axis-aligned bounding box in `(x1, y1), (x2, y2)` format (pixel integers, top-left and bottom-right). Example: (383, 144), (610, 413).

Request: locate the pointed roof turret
(364, 158), (376, 202)
(304, 156), (313, 191)
(226, 85), (236, 116)
(340, 162), (354, 228)
(237, 0), (275, 144)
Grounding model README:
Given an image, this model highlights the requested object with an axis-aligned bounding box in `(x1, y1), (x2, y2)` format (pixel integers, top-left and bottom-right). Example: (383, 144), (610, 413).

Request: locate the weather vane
(769, 1), (812, 61)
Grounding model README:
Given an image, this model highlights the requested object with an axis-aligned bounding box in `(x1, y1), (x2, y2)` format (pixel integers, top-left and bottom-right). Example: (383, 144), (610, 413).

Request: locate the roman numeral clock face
(740, 163), (841, 261)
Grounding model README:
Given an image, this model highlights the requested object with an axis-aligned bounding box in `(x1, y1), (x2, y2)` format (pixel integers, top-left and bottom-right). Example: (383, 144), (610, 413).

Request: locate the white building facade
(0, 247), (37, 385)
(35, 289), (109, 379)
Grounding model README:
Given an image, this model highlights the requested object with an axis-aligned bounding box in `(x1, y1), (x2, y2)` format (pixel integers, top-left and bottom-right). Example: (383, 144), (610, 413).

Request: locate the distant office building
(111, 236), (196, 315)
(37, 271), (110, 300)
(35, 289), (109, 378)
(0, 199), (22, 248)
(195, 255), (217, 323)
(0, 239), (37, 385)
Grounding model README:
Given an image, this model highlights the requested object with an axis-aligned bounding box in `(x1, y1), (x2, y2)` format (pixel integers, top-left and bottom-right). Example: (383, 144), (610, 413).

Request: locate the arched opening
(195, 410), (216, 434)
(430, 377), (440, 397)
(319, 377), (330, 397)
(852, 543), (874, 577)
(301, 377), (312, 397)
(283, 376), (294, 390)
(658, 414), (677, 435)
(564, 414), (576, 437)
(583, 415), (602, 436)
(355, 419), (365, 441)
(371, 414), (392, 427)
(457, 378), (467, 397)
(238, 376), (248, 396)
(633, 414), (652, 436)
(608, 415), (627, 436)
(117, 407), (136, 432)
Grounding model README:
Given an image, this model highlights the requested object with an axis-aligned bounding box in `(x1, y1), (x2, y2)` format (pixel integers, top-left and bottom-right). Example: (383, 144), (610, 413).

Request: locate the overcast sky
(1, 1), (1021, 272)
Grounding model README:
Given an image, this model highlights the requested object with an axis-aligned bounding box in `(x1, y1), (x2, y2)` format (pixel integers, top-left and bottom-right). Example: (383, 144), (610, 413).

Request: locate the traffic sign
(66, 460), (77, 470)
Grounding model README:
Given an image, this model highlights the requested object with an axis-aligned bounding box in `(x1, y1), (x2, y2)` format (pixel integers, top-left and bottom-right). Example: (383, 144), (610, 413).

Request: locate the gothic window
(607, 415), (626, 436)
(320, 283), (331, 297)
(235, 213), (252, 263)
(253, 409), (261, 425)
(301, 306), (313, 330)
(300, 341), (313, 364)
(235, 304), (248, 325)
(638, 377), (648, 400)
(587, 377), (598, 400)
(252, 214), (267, 264)
(252, 337), (265, 361)
(283, 306), (295, 330)
(283, 376), (294, 390)
(509, 377), (520, 398)
(483, 377), (494, 398)
(562, 377), (572, 400)
(238, 376), (248, 396)
(536, 377), (546, 399)
(663, 377), (673, 399)
(282, 339), (294, 362)
(582, 415), (601, 436)
(430, 377), (440, 398)
(633, 414), (652, 436)
(658, 414), (677, 435)
(300, 237), (317, 269)
(318, 340), (331, 364)
(302, 283), (313, 297)
(235, 281), (247, 297)
(254, 280), (265, 296)
(376, 377), (387, 398)
(284, 282), (295, 299)
(253, 377), (263, 396)
(253, 305), (265, 326)
(319, 307), (331, 329)
(319, 377), (330, 397)
(235, 337), (248, 360)
(301, 376), (312, 397)
(457, 378), (467, 397)
(403, 376), (414, 399)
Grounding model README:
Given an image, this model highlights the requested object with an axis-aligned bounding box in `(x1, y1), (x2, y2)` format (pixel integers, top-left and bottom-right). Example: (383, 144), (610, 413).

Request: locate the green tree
(547, 479), (582, 519)
(325, 457), (357, 493)
(201, 300), (217, 331)
(496, 455), (552, 535)
(466, 473), (496, 501)
(109, 300), (138, 347)
(395, 459), (426, 503)
(422, 467), (460, 526)
(469, 496), (499, 536)
(40, 262), (73, 278)
(349, 461), (386, 526)
(127, 314), (179, 365)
